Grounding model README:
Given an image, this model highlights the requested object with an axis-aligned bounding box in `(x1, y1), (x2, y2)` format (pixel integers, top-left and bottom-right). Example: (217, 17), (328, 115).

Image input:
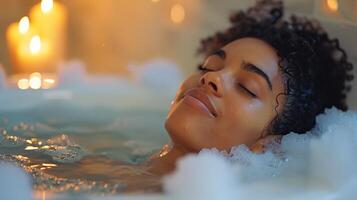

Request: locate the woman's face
(165, 37), (286, 152)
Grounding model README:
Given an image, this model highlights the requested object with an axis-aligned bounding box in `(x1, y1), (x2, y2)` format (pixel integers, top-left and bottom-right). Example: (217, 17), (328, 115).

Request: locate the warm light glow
(29, 72), (42, 89)
(170, 4), (185, 24)
(42, 78), (56, 89)
(25, 146), (39, 150)
(152, 0), (159, 2)
(159, 144), (170, 157)
(41, 0), (54, 13)
(44, 79), (55, 84)
(18, 16), (30, 34)
(17, 79), (30, 90)
(42, 163), (57, 167)
(29, 35), (41, 54)
(326, 0), (339, 11)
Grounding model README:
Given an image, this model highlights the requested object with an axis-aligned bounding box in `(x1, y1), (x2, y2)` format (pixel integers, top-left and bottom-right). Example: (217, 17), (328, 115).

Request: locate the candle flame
(18, 79), (30, 90)
(29, 35), (41, 54)
(41, 0), (54, 13)
(18, 16), (30, 34)
(170, 4), (185, 24)
(29, 72), (42, 89)
(326, 0), (339, 11)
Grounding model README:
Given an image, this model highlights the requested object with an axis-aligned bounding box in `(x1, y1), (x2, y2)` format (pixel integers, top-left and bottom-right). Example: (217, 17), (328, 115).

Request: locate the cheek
(220, 96), (271, 145)
(225, 95), (265, 125)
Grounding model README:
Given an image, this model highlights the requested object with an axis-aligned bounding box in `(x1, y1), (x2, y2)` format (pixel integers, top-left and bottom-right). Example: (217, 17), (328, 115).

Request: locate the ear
(249, 134), (282, 153)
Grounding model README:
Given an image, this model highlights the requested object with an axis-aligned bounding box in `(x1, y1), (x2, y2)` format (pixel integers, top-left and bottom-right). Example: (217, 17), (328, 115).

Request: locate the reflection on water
(0, 103), (169, 195)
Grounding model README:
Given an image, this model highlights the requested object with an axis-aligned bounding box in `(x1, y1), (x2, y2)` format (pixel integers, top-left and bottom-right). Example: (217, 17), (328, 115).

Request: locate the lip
(183, 88), (218, 118)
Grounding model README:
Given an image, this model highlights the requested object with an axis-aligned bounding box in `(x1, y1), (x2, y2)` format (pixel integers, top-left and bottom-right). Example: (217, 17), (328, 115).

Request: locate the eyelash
(197, 65), (213, 72)
(197, 65), (257, 98)
(238, 83), (257, 98)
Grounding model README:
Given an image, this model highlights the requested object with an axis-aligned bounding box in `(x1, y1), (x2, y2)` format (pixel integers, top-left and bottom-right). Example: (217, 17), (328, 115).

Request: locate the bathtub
(2, 1), (357, 200)
(1, 58), (357, 200)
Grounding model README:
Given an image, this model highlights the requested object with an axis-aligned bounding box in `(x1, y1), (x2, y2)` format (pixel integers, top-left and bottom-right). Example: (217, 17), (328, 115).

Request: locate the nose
(199, 72), (224, 97)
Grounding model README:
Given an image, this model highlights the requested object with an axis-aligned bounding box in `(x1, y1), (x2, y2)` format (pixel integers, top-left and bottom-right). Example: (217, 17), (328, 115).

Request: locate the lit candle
(15, 34), (52, 73)
(6, 16), (38, 73)
(29, 0), (67, 66)
(6, 0), (67, 74)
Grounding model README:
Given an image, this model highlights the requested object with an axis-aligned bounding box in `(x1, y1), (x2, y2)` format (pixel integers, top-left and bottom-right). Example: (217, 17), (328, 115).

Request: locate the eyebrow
(242, 61), (273, 90)
(210, 49), (273, 90)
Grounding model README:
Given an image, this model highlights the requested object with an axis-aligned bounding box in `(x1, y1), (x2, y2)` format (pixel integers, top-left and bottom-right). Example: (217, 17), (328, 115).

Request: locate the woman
(43, 0), (354, 192)
(147, 0), (354, 175)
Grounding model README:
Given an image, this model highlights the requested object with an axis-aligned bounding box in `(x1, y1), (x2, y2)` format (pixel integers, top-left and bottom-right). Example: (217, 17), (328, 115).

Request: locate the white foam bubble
(128, 59), (183, 92)
(161, 107), (357, 200)
(57, 59), (87, 87)
(163, 151), (239, 200)
(308, 108), (357, 189)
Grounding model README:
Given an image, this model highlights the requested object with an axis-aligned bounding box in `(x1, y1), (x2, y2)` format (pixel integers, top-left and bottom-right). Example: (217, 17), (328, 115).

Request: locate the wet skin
(41, 38), (287, 188)
(149, 37), (286, 174)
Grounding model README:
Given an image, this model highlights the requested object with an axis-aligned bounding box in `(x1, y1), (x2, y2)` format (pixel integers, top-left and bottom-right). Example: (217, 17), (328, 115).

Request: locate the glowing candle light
(14, 73), (56, 90)
(326, 0), (339, 12)
(44, 79), (55, 84)
(17, 79), (30, 90)
(30, 0), (68, 72)
(29, 72), (42, 89)
(170, 4), (185, 24)
(42, 78), (56, 89)
(25, 146), (39, 150)
(41, 0), (54, 13)
(29, 35), (41, 55)
(42, 163), (57, 167)
(6, 17), (38, 73)
(18, 16), (30, 34)
(6, 0), (67, 74)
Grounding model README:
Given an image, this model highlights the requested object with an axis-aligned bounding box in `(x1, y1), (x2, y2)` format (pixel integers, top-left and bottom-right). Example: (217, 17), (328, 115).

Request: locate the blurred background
(0, 0), (357, 105)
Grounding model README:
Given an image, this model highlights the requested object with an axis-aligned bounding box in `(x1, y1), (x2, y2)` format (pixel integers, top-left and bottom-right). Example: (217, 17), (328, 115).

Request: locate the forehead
(221, 37), (280, 79)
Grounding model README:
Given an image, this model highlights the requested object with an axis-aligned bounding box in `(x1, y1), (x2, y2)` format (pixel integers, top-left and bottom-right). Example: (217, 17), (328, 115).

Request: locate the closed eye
(238, 83), (257, 98)
(197, 65), (214, 72)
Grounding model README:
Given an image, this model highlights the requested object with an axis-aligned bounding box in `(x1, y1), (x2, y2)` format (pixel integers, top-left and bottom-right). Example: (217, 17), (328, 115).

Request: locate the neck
(147, 144), (189, 175)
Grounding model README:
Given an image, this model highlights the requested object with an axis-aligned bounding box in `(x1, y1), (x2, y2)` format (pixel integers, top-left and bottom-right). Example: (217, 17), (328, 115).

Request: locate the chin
(165, 100), (215, 152)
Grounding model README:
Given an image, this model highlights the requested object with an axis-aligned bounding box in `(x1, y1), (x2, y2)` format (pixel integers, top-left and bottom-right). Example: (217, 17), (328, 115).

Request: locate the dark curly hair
(197, 0), (354, 135)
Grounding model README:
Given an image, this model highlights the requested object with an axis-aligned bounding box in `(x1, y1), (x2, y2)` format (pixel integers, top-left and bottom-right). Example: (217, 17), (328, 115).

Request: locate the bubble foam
(162, 107), (357, 200)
